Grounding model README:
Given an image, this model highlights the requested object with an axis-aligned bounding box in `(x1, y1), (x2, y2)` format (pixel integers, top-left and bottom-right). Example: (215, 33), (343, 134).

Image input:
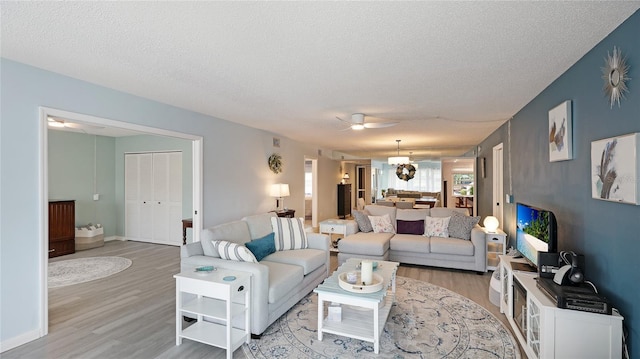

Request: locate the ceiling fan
(336, 113), (398, 131)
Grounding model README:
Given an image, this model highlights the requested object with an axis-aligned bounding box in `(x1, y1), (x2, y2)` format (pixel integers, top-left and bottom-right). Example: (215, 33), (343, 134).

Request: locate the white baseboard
(105, 236), (125, 242)
(0, 328), (41, 353)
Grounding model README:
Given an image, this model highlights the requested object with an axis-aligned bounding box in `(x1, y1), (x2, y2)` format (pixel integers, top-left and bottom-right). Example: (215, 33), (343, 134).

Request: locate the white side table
(174, 269), (251, 359)
(319, 219), (357, 252)
(484, 228), (507, 271)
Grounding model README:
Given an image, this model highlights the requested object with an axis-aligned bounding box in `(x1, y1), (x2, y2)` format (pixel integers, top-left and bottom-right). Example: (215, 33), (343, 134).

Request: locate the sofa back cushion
(365, 205), (397, 230)
(430, 207), (469, 218)
(242, 212), (277, 240)
(201, 220), (252, 257)
(396, 208), (429, 221)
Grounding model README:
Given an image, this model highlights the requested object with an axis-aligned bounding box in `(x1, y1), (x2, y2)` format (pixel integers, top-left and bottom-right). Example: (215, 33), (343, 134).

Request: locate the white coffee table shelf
(319, 294), (394, 342)
(174, 269), (251, 359)
(314, 258), (399, 354)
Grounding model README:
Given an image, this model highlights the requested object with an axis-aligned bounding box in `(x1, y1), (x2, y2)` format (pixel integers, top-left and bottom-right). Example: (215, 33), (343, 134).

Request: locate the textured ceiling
(2, 2), (638, 160)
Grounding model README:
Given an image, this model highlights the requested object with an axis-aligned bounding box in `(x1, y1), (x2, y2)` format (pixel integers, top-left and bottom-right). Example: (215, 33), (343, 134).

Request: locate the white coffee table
(314, 258), (399, 354)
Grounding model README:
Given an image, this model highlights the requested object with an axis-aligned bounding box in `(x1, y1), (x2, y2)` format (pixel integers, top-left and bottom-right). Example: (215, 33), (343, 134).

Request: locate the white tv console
(499, 255), (623, 359)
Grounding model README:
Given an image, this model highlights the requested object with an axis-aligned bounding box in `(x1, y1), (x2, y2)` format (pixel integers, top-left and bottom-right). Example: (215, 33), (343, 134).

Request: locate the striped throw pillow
(270, 217), (308, 251)
(213, 240), (257, 262)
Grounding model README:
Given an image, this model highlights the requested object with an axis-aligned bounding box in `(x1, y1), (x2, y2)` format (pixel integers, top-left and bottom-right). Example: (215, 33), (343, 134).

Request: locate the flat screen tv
(515, 202), (557, 268)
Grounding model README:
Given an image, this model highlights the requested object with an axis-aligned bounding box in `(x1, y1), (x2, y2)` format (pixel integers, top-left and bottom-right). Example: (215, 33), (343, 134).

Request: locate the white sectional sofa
(180, 212), (330, 335)
(338, 205), (487, 273)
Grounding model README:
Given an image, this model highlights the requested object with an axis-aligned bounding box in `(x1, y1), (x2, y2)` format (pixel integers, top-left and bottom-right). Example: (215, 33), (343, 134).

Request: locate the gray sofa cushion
(448, 214), (480, 240)
(390, 234), (430, 253)
(430, 237), (474, 256)
(261, 261), (304, 304)
(263, 248), (325, 275)
(201, 220), (252, 257)
(242, 212), (277, 240)
(339, 232), (393, 256)
(353, 210), (373, 232)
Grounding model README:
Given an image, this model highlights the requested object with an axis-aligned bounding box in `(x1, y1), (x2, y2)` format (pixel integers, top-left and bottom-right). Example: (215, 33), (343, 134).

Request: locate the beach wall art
(591, 132), (640, 205)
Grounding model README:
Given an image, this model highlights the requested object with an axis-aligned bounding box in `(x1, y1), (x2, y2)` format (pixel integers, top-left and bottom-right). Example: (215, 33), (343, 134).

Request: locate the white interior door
(493, 143), (504, 226)
(125, 152), (182, 245)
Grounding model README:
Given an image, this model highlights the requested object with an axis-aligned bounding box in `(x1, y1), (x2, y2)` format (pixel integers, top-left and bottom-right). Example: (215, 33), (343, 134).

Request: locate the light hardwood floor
(3, 240), (522, 358)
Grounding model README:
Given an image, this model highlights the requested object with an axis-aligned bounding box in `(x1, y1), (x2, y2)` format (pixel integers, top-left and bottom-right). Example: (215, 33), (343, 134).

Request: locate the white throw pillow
(368, 214), (396, 233)
(213, 240), (257, 262)
(271, 217), (308, 251)
(424, 216), (451, 237)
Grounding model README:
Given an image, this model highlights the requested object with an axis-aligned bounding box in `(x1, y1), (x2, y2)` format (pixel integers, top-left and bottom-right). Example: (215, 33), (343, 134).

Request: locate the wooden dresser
(49, 200), (75, 258)
(337, 184), (351, 219)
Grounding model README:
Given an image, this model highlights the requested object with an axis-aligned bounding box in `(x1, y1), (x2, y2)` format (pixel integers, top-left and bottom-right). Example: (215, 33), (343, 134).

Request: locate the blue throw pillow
(245, 232), (276, 261)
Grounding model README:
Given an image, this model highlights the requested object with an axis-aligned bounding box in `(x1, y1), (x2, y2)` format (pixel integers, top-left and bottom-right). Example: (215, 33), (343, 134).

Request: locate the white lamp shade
(388, 156), (410, 165)
(343, 173), (350, 179)
(483, 216), (499, 232)
(270, 183), (290, 197)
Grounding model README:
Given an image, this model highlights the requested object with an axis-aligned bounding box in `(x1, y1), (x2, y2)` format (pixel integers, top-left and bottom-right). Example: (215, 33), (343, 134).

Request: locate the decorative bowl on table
(338, 272), (384, 293)
(194, 266), (216, 274)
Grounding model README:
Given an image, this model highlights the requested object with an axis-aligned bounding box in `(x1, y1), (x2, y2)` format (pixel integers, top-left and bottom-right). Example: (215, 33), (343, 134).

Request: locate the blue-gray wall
(478, 10), (640, 355)
(0, 58), (341, 349)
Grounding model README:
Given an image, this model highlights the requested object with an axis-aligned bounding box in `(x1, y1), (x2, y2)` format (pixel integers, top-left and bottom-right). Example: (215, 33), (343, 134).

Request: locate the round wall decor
(602, 46), (630, 108)
(396, 164), (416, 181)
(268, 153), (283, 174)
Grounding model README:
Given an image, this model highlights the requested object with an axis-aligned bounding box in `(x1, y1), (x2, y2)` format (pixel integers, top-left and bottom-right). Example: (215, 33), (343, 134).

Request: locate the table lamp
(270, 183), (290, 210)
(483, 216), (499, 232)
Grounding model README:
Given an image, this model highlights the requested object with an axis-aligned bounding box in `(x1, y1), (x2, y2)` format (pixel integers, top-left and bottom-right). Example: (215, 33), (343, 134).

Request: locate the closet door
(151, 152), (182, 244)
(125, 152), (182, 246)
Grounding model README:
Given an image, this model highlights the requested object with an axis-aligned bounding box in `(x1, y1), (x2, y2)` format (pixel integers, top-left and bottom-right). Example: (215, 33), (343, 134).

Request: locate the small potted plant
(381, 189), (386, 198)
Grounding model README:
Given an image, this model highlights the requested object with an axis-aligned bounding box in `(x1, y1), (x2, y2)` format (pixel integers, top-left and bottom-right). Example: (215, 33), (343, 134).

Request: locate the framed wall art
(549, 100), (573, 162)
(591, 133), (640, 205)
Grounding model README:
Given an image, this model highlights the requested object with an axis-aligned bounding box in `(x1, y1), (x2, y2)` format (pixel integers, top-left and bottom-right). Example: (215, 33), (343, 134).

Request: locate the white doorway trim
(492, 143), (504, 226)
(38, 106), (203, 337)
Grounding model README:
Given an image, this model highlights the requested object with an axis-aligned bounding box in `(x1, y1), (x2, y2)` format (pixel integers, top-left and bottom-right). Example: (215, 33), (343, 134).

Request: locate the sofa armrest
(307, 232), (330, 277)
(181, 257), (270, 334)
(307, 232), (330, 251)
(470, 225), (487, 272)
(181, 241), (204, 257)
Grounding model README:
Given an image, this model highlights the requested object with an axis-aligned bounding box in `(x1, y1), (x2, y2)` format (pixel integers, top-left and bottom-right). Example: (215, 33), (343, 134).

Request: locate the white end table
(319, 219), (357, 252)
(174, 269), (251, 359)
(484, 228), (507, 271)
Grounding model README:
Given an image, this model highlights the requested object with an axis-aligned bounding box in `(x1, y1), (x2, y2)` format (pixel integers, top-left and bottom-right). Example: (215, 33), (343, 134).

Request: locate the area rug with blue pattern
(244, 276), (520, 358)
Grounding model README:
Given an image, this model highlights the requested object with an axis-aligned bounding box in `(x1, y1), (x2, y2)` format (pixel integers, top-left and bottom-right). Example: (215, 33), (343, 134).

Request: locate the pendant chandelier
(388, 139), (409, 165)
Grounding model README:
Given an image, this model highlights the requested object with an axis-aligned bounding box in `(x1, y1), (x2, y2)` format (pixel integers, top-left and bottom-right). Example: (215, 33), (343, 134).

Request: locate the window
(305, 172), (312, 196)
(384, 162), (441, 192)
(452, 173), (474, 196)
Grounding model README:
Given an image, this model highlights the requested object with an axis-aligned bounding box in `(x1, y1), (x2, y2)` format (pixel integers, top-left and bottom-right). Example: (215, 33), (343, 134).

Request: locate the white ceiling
(2, 2), (638, 160)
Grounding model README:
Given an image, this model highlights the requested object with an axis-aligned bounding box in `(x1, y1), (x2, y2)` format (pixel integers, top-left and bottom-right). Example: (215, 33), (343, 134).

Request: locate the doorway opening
(39, 107), (203, 337)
